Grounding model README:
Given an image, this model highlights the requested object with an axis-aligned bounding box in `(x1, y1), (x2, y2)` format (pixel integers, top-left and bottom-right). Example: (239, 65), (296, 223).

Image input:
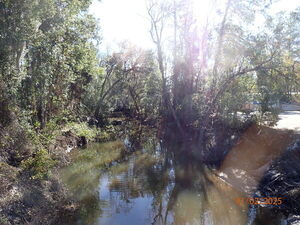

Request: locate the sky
(89, 0), (300, 52)
(89, 0), (153, 52)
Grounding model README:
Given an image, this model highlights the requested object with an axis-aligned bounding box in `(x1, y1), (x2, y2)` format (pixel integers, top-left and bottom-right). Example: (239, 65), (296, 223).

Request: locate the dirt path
(220, 124), (295, 194)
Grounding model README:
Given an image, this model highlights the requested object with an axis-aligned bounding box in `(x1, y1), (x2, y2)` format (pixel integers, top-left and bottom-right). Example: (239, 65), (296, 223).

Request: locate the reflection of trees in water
(162, 161), (211, 225)
(104, 132), (216, 225)
(108, 187), (135, 215)
(64, 127), (249, 225)
(63, 124), (300, 225)
(62, 166), (104, 225)
(61, 141), (125, 225)
(76, 193), (103, 225)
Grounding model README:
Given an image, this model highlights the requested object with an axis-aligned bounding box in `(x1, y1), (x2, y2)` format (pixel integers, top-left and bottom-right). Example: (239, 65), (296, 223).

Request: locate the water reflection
(61, 124), (299, 225)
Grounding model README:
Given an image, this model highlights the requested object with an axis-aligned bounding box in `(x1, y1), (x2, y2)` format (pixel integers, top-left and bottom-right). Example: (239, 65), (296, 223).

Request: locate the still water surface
(61, 125), (296, 225)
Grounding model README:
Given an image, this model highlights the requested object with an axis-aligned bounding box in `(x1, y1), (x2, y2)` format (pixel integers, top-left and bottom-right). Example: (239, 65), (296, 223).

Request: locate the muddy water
(61, 125), (296, 225)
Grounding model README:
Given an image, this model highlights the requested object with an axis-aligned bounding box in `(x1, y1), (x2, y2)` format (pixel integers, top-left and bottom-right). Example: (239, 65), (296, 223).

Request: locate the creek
(60, 124), (298, 225)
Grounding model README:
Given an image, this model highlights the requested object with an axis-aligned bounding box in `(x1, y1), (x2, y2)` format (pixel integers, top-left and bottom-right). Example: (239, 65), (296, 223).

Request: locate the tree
(250, 9), (300, 112)
(145, 0), (274, 142)
(87, 43), (161, 125)
(0, 0), (99, 128)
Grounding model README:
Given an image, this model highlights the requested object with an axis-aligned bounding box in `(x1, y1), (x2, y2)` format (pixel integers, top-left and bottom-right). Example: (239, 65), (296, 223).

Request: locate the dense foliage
(0, 0), (299, 224)
(0, 0), (299, 168)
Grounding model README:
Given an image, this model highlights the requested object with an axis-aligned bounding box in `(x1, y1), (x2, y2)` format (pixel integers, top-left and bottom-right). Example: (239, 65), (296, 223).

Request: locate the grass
(61, 141), (125, 201)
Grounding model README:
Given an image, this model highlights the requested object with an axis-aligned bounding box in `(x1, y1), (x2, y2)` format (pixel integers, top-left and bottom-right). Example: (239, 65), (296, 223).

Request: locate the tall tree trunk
(199, 0), (232, 148)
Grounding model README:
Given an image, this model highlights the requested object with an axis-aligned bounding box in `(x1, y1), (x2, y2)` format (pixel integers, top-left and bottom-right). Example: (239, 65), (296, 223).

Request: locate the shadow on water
(60, 124), (300, 225)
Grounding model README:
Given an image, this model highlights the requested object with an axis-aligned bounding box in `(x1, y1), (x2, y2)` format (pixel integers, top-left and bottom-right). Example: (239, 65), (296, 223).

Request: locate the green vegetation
(1, 0), (299, 163)
(0, 0), (299, 224)
(21, 149), (56, 179)
(62, 141), (125, 200)
(64, 122), (98, 142)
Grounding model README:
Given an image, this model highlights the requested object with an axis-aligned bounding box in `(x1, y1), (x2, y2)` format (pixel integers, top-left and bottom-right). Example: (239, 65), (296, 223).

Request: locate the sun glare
(89, 0), (153, 51)
(192, 0), (221, 27)
(89, 0), (299, 52)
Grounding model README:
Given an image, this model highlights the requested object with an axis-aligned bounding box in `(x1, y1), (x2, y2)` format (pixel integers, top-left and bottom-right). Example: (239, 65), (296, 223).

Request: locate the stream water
(60, 125), (298, 225)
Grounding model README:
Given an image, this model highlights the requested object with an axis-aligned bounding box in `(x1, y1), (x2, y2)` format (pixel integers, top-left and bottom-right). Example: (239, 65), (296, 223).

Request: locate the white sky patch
(89, 0), (300, 52)
(89, 0), (154, 52)
(271, 0), (299, 13)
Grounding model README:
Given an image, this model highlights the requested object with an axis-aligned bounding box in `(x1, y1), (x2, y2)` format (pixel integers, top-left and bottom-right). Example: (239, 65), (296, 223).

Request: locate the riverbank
(1, 113), (299, 224)
(0, 114), (119, 225)
(56, 122), (300, 225)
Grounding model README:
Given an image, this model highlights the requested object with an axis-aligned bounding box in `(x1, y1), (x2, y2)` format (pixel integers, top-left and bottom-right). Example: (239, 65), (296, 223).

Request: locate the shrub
(258, 110), (279, 127)
(0, 215), (10, 225)
(21, 149), (56, 179)
(96, 125), (117, 142)
(64, 122), (98, 142)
